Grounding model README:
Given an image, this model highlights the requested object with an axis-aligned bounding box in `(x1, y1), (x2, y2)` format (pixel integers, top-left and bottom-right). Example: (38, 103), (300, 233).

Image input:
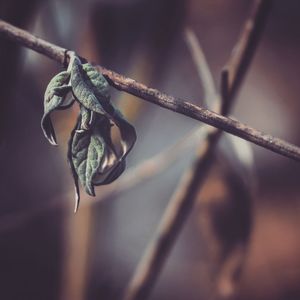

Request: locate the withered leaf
(82, 63), (110, 100)
(70, 57), (110, 115)
(93, 158), (126, 185)
(70, 125), (106, 197)
(67, 118), (81, 213)
(68, 111), (118, 195)
(41, 71), (71, 145)
(110, 107), (137, 158)
(43, 53), (137, 212)
(68, 111), (129, 210)
(91, 116), (124, 185)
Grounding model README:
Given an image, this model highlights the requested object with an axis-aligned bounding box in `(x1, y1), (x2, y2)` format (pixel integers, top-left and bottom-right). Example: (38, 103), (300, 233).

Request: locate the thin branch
(224, 0), (272, 103)
(123, 1), (271, 299)
(0, 19), (66, 65)
(220, 69), (230, 115)
(183, 28), (254, 171)
(0, 18), (299, 161)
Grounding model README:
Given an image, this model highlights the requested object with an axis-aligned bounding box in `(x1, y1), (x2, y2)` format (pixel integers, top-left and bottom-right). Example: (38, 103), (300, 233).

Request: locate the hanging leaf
(93, 159), (126, 185)
(89, 106), (136, 185)
(68, 111), (117, 197)
(68, 111), (129, 206)
(82, 63), (110, 101)
(70, 57), (109, 115)
(67, 118), (81, 213)
(42, 52), (137, 212)
(91, 116), (123, 185)
(69, 55), (136, 158)
(70, 129), (106, 196)
(110, 107), (137, 158)
(41, 71), (71, 145)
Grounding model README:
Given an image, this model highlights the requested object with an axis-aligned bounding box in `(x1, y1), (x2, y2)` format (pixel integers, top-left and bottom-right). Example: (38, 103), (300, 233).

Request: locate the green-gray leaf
(70, 57), (109, 115)
(59, 53), (137, 212)
(68, 113), (126, 206)
(68, 55), (136, 158)
(71, 128), (106, 196)
(82, 63), (110, 100)
(42, 71), (71, 145)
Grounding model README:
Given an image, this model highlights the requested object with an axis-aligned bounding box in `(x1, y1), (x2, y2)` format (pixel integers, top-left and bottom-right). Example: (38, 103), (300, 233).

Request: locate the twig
(123, 1), (271, 299)
(184, 26), (254, 171)
(224, 0), (272, 102)
(0, 18), (299, 161)
(184, 26), (254, 170)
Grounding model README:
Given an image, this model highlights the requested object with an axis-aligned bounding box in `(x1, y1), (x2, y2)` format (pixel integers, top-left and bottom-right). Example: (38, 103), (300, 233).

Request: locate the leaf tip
(86, 184), (95, 197)
(50, 139), (58, 146)
(74, 186), (80, 213)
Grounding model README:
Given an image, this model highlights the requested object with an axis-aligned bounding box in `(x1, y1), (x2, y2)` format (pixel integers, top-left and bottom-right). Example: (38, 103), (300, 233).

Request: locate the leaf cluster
(41, 53), (136, 212)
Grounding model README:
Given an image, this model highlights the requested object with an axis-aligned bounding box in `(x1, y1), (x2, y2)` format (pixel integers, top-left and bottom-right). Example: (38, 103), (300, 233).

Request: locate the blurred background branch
(123, 1), (271, 299)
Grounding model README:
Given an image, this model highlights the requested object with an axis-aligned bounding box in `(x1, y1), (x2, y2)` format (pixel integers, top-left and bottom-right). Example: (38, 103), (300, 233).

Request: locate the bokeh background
(0, 0), (300, 299)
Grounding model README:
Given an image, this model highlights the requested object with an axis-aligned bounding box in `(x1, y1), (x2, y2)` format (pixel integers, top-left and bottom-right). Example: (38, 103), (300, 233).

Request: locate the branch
(0, 18), (299, 162)
(183, 27), (254, 171)
(224, 0), (272, 103)
(123, 1), (271, 299)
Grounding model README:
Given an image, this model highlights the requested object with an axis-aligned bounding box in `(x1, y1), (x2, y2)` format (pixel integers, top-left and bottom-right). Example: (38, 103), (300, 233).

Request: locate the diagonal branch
(0, 17), (299, 161)
(224, 0), (272, 102)
(123, 1), (272, 299)
(184, 26), (254, 170)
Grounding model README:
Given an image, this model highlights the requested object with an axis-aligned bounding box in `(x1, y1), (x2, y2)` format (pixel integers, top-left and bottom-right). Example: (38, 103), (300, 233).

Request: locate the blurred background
(0, 0), (300, 299)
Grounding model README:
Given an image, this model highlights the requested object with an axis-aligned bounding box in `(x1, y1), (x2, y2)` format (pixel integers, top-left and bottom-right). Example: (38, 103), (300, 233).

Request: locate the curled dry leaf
(67, 119), (81, 213)
(110, 108), (137, 158)
(68, 111), (129, 212)
(91, 117), (126, 186)
(41, 71), (71, 145)
(82, 63), (110, 101)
